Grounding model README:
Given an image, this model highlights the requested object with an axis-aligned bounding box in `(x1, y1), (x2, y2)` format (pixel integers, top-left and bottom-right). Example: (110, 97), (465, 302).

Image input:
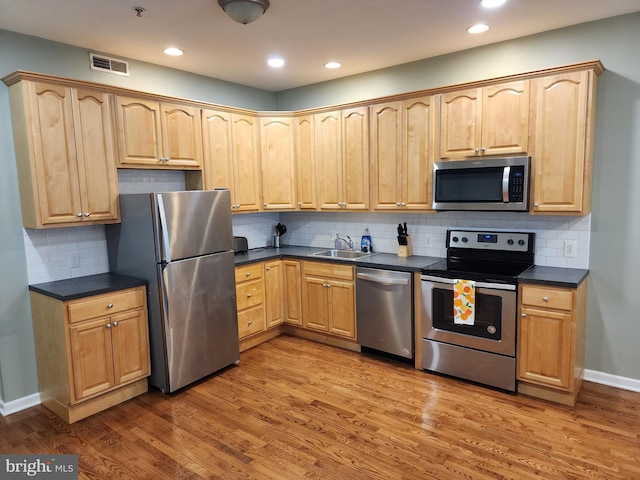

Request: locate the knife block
(398, 236), (412, 257)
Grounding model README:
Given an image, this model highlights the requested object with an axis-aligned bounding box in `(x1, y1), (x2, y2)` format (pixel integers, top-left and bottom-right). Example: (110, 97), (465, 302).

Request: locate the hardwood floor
(2, 335), (639, 479)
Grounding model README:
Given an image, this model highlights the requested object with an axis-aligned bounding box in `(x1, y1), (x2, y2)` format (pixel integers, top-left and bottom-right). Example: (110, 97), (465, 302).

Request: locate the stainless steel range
(421, 229), (535, 391)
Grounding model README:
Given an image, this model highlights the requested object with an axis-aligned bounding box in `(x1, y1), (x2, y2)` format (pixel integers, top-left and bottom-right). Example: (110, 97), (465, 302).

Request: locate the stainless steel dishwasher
(356, 267), (413, 359)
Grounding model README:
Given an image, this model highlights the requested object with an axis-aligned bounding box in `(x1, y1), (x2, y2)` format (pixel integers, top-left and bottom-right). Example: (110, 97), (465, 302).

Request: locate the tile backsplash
(22, 169), (590, 284)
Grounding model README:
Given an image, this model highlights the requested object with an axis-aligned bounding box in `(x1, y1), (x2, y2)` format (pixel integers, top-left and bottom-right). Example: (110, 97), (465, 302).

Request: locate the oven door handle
(420, 275), (515, 291)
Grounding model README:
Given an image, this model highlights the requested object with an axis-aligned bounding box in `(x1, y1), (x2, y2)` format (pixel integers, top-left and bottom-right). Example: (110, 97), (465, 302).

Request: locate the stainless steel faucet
(335, 233), (353, 250)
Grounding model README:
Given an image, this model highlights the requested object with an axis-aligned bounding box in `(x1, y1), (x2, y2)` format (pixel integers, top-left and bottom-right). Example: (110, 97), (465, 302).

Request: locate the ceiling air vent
(89, 53), (129, 76)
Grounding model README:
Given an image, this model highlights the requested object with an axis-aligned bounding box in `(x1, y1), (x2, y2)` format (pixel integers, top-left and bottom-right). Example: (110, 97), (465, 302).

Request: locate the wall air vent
(89, 53), (130, 76)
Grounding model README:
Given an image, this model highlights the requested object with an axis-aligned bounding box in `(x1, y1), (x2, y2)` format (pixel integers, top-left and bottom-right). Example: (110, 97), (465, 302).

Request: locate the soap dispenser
(361, 228), (373, 253)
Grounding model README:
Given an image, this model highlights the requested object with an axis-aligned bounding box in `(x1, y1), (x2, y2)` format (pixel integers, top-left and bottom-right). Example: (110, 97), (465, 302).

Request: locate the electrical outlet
(425, 235), (433, 247)
(563, 240), (577, 258)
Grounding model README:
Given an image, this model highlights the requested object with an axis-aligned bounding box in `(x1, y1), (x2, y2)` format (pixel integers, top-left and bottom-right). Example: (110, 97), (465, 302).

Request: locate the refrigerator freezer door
(156, 190), (232, 263)
(158, 250), (239, 392)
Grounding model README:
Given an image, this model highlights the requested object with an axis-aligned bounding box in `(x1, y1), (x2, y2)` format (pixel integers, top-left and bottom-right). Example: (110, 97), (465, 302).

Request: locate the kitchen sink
(310, 249), (372, 260)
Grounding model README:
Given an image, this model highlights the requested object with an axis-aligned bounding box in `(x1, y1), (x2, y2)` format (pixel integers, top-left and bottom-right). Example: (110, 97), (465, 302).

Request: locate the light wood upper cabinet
(439, 80), (530, 159)
(7, 79), (119, 228)
(201, 109), (261, 212)
(316, 107), (369, 210)
(530, 70), (597, 215)
(371, 95), (435, 211)
(294, 114), (317, 210)
(115, 96), (202, 169)
(260, 116), (296, 210)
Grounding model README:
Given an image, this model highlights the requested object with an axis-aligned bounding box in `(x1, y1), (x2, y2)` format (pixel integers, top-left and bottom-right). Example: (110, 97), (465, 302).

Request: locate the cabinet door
(231, 113), (261, 212)
(328, 280), (355, 338)
(110, 309), (150, 386)
(481, 80), (529, 156)
(283, 260), (302, 326)
(371, 102), (403, 210)
(114, 96), (163, 167)
(160, 102), (203, 169)
(264, 260), (284, 328)
(26, 81), (83, 226)
(201, 109), (233, 191)
(294, 115), (317, 210)
(342, 106), (369, 210)
(530, 71), (592, 214)
(315, 111), (342, 210)
(260, 117), (296, 210)
(518, 307), (572, 390)
(69, 317), (115, 401)
(439, 88), (482, 159)
(72, 88), (120, 223)
(302, 276), (329, 331)
(404, 96), (435, 210)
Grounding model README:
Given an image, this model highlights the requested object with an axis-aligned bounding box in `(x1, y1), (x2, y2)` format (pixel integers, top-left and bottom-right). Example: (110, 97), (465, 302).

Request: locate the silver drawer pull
(248, 320), (253, 325)
(107, 303), (114, 309)
(247, 293), (252, 298)
(543, 296), (549, 302)
(245, 272), (251, 277)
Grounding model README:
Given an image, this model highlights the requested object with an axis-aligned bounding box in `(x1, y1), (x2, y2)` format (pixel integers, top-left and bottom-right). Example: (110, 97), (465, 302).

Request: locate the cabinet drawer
(520, 285), (573, 311)
(238, 306), (265, 338)
(236, 279), (263, 310)
(303, 261), (353, 281)
(67, 287), (146, 324)
(235, 263), (263, 283)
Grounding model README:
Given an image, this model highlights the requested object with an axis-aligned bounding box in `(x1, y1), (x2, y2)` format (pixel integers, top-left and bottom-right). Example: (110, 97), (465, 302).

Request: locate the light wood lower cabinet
(283, 260), (303, 326)
(301, 261), (356, 339)
(264, 260), (285, 328)
(517, 280), (588, 406)
(30, 286), (150, 423)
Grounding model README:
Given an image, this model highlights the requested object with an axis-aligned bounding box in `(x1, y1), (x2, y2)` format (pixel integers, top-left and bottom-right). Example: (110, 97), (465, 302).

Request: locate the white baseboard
(584, 369), (640, 393)
(0, 393), (41, 416)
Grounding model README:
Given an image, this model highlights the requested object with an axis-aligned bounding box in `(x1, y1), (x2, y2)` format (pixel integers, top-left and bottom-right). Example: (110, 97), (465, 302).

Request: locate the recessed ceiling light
(267, 57), (285, 68)
(163, 47), (184, 56)
(325, 61), (341, 69)
(467, 23), (490, 34)
(481, 0), (506, 7)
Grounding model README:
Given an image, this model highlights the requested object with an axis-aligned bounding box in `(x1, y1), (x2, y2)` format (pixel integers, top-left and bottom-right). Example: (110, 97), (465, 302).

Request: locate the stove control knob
(507, 239), (514, 245)
(461, 237), (468, 243)
(518, 239), (526, 246)
(452, 236), (459, 243)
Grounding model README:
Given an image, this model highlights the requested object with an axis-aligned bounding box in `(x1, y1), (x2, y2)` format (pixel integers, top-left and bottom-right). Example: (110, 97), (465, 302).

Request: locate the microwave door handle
(502, 166), (511, 202)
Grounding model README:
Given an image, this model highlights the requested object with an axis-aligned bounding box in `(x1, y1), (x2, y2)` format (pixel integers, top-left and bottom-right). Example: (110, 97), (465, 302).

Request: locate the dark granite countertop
(234, 245), (442, 273)
(517, 265), (589, 288)
(29, 273), (147, 301)
(235, 245), (590, 287)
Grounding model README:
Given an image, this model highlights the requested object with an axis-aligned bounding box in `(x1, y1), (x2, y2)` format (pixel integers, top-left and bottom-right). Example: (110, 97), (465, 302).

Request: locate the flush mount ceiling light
(324, 61), (341, 69)
(267, 57), (285, 68)
(481, 0), (506, 7)
(218, 0), (270, 25)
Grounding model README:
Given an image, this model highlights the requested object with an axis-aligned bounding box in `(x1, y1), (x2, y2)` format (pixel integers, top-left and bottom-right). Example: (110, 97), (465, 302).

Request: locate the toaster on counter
(233, 236), (248, 254)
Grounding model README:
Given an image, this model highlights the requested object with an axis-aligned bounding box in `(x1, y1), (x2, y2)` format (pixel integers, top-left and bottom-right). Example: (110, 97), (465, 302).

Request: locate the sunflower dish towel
(453, 279), (475, 325)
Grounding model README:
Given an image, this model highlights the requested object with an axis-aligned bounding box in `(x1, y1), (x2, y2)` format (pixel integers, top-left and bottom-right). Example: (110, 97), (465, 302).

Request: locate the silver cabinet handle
(264, 203), (268, 207)
(106, 323), (112, 328)
(534, 202), (540, 207)
(400, 202), (406, 207)
(248, 320), (253, 325)
(297, 202), (302, 206)
(481, 147), (486, 152)
(247, 293), (252, 298)
(113, 321), (118, 326)
(76, 213), (83, 217)
(107, 303), (114, 309)
(245, 272), (251, 277)
(84, 212), (90, 217)
(266, 266), (270, 271)
(521, 313), (527, 317)
(543, 296), (549, 302)
(474, 147), (479, 153)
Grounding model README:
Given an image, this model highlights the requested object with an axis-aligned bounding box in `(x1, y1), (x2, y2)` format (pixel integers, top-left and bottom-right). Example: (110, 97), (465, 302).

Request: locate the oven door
(421, 275), (516, 357)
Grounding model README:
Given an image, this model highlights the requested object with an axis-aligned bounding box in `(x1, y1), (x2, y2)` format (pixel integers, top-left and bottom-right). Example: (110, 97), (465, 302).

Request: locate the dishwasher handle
(356, 272), (410, 286)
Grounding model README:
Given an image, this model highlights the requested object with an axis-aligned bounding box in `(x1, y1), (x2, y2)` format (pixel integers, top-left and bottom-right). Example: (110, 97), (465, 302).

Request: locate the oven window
(431, 288), (503, 340)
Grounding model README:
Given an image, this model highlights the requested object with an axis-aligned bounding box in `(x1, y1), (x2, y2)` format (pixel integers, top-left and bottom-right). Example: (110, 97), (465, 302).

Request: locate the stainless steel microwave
(432, 156), (530, 212)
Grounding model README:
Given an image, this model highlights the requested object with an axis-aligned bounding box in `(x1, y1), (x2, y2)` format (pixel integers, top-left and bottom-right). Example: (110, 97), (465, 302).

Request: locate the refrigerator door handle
(156, 194), (172, 263)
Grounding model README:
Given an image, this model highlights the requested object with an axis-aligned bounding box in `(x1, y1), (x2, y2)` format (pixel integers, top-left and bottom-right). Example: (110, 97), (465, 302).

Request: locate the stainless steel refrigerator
(106, 190), (239, 393)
